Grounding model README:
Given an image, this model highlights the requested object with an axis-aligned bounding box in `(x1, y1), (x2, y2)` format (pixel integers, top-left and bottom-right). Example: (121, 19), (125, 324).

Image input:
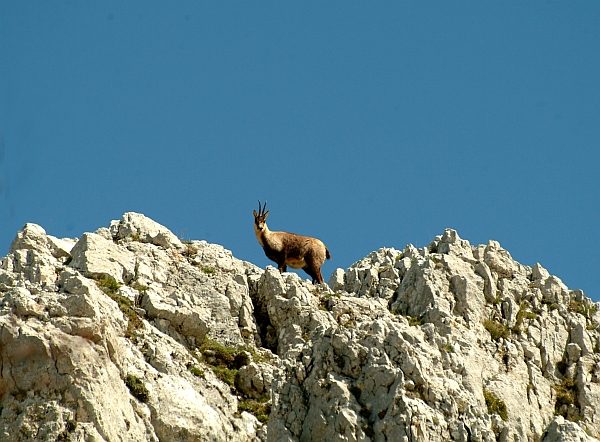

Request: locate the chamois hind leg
(303, 266), (319, 284)
(303, 258), (325, 284)
(313, 268), (325, 285)
(278, 263), (287, 273)
(305, 251), (325, 284)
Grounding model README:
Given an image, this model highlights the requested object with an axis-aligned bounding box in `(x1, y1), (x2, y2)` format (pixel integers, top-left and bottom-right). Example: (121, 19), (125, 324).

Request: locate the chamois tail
(325, 247), (331, 260)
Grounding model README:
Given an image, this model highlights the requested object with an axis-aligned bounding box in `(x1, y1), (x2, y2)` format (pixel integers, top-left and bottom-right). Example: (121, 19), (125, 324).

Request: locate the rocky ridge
(0, 213), (599, 441)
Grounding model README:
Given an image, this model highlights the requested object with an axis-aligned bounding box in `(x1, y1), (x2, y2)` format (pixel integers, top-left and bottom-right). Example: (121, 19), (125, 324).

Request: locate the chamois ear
(264, 210), (269, 218)
(253, 210), (258, 217)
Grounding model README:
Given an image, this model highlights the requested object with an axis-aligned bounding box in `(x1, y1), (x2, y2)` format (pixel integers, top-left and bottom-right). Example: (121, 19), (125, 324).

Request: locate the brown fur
(253, 202), (331, 284)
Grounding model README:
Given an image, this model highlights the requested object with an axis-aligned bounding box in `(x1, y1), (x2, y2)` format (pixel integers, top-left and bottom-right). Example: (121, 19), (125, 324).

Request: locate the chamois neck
(254, 223), (272, 248)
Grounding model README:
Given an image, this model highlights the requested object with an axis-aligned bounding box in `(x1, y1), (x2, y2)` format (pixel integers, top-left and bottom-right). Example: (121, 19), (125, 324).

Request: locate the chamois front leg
(278, 263), (287, 273)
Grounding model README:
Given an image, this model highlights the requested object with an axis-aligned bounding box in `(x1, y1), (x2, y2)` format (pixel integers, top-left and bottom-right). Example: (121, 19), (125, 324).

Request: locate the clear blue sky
(1, 2), (599, 300)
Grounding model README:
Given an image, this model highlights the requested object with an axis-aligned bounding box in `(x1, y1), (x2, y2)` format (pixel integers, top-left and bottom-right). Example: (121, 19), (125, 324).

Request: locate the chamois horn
(258, 200), (268, 216)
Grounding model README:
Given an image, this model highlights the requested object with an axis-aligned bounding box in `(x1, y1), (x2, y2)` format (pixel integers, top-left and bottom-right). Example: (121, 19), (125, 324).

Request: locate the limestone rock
(69, 232), (136, 284)
(0, 216), (265, 442)
(110, 212), (184, 250)
(9, 223), (51, 254)
(140, 289), (210, 344)
(2, 217), (600, 441)
(543, 416), (599, 441)
(236, 362), (276, 399)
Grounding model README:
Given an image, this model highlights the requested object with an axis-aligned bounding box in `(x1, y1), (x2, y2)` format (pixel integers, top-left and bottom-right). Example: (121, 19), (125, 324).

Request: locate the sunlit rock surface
(0, 214), (598, 441)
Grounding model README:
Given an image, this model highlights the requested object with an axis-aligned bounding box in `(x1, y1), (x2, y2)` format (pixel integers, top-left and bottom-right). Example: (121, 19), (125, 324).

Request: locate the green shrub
(132, 282), (149, 293)
(406, 315), (424, 327)
(238, 397), (271, 423)
(378, 265), (392, 274)
(211, 366), (238, 387)
(196, 338), (275, 391)
(187, 364), (205, 378)
(197, 339), (253, 388)
(442, 344), (454, 353)
(199, 339), (240, 367)
(513, 303), (538, 332)
(554, 377), (579, 421)
(93, 275), (143, 338)
(125, 374), (149, 402)
(94, 275), (120, 295)
(569, 300), (597, 318)
(483, 318), (509, 341)
(483, 388), (507, 420)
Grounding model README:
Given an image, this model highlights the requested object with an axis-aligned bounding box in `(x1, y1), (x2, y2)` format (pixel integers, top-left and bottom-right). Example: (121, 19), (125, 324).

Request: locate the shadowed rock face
(1, 215), (599, 442)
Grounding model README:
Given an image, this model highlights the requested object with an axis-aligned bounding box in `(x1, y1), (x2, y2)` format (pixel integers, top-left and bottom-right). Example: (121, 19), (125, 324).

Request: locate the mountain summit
(0, 213), (598, 441)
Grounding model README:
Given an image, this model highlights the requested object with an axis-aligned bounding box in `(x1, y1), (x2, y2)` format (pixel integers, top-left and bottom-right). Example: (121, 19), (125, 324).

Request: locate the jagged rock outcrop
(0, 214), (599, 441)
(0, 214), (265, 441)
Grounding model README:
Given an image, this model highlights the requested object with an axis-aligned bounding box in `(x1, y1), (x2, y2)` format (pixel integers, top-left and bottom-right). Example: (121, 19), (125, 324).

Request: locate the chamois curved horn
(258, 200), (267, 216)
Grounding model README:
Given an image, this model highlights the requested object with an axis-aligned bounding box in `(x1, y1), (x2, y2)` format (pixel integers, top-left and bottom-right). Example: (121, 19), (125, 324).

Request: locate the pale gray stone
(111, 212), (184, 250)
(484, 240), (518, 278)
(533, 262), (551, 282)
(437, 228), (475, 261)
(69, 232), (136, 284)
(327, 268), (345, 292)
(542, 416), (599, 441)
(9, 223), (49, 254)
(2, 218), (600, 442)
(475, 260), (496, 302)
(141, 289), (210, 344)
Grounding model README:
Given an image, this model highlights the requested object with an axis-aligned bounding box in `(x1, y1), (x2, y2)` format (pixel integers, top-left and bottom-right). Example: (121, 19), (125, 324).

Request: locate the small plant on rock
(132, 282), (149, 293)
(442, 344), (454, 353)
(94, 275), (120, 295)
(406, 315), (424, 327)
(512, 303), (538, 332)
(125, 374), (149, 402)
(187, 363), (205, 378)
(542, 299), (559, 311)
(554, 377), (581, 421)
(569, 299), (597, 319)
(483, 388), (507, 420)
(319, 292), (341, 312)
(93, 275), (143, 338)
(197, 338), (254, 388)
(191, 341), (276, 423)
(483, 317), (509, 341)
(378, 265), (392, 274)
(183, 243), (198, 259)
(238, 396), (271, 423)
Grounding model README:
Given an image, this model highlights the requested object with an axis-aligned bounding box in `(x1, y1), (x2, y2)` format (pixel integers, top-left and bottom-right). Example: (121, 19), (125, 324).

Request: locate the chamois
(253, 201), (331, 284)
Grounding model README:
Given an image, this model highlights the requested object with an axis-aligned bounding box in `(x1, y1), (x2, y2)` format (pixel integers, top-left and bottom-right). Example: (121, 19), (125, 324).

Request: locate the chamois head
(253, 200), (269, 234)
